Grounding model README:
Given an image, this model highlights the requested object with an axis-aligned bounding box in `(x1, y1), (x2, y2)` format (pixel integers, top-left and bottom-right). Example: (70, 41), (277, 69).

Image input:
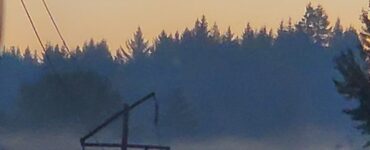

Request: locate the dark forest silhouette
(0, 3), (363, 145)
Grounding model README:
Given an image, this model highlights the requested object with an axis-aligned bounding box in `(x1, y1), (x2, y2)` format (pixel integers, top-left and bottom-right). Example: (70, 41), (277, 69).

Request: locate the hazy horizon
(2, 0), (368, 51)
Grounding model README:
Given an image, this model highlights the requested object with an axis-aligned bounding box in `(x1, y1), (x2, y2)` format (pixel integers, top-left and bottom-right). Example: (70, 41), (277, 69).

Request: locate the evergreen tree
(331, 18), (345, 53)
(334, 50), (370, 147)
(126, 27), (150, 60)
(287, 17), (294, 33)
(314, 5), (332, 47)
(23, 47), (37, 65)
(181, 27), (193, 46)
(209, 22), (221, 44)
(222, 26), (238, 48)
(155, 30), (174, 52)
(255, 26), (273, 48)
(334, 3), (370, 147)
(114, 48), (126, 64)
(241, 23), (255, 50)
(298, 3), (332, 47)
(193, 15), (209, 43)
(360, 9), (370, 55)
(333, 18), (344, 38)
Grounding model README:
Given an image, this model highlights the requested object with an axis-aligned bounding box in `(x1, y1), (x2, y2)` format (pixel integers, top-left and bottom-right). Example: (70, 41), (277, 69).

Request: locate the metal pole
(122, 104), (130, 150)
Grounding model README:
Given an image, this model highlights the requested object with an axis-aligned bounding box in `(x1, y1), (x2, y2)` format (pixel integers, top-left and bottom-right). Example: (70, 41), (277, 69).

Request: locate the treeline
(0, 3), (361, 140)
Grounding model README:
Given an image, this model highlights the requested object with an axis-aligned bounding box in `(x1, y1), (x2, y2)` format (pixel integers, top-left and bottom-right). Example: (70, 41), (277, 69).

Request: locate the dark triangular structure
(80, 92), (170, 150)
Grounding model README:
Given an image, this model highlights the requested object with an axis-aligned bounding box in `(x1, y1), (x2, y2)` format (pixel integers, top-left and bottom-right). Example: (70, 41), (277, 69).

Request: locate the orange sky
(2, 0), (369, 51)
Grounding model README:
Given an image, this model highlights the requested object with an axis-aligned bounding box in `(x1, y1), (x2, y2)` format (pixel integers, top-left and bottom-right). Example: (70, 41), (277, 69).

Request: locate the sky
(2, 0), (369, 51)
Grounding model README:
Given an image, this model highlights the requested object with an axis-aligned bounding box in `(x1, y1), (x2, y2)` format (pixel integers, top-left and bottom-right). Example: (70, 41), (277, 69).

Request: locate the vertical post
(122, 103), (130, 150)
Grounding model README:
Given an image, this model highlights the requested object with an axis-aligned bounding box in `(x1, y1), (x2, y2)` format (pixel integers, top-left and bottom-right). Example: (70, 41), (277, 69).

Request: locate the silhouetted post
(122, 104), (130, 150)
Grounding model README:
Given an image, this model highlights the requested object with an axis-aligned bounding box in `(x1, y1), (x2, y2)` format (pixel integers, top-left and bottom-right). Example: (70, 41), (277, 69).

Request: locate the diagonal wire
(20, 0), (46, 53)
(20, 0), (59, 74)
(42, 0), (71, 53)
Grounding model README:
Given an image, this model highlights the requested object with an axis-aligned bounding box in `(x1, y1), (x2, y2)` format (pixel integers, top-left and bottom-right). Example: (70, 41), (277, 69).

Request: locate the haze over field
(2, 1), (370, 150)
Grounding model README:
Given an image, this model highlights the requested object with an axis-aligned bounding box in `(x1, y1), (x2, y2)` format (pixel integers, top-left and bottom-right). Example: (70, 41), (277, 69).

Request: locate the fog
(0, 3), (367, 150)
(0, 126), (364, 150)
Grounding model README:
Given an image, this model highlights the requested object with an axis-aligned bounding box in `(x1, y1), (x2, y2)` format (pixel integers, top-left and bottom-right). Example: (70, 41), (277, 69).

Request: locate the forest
(0, 3), (368, 150)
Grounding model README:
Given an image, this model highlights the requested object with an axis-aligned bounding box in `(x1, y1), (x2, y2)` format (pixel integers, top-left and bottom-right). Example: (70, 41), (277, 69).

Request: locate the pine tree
(241, 23), (255, 49)
(222, 26), (235, 43)
(331, 18), (345, 52)
(193, 15), (209, 42)
(23, 47), (36, 64)
(255, 26), (273, 48)
(221, 26), (239, 49)
(287, 17), (294, 33)
(360, 9), (370, 54)
(209, 22), (221, 44)
(277, 20), (286, 36)
(181, 27), (193, 45)
(114, 48), (125, 64)
(314, 5), (332, 47)
(333, 18), (344, 38)
(155, 30), (173, 51)
(298, 3), (332, 47)
(334, 2), (370, 148)
(126, 27), (150, 60)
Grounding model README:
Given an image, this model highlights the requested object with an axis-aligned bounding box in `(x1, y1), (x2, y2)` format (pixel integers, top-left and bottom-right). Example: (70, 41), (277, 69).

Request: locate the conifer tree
(334, 2), (370, 147)
(315, 5), (332, 47)
(126, 27), (150, 60)
(114, 48), (125, 64)
(193, 15), (209, 42)
(298, 3), (332, 47)
(222, 26), (235, 43)
(23, 47), (36, 64)
(360, 9), (370, 54)
(333, 18), (344, 38)
(241, 23), (255, 49)
(210, 22), (221, 44)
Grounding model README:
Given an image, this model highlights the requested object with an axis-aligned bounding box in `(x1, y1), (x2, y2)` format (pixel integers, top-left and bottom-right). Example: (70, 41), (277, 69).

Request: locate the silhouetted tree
(126, 27), (150, 61)
(298, 3), (332, 47)
(115, 48), (126, 64)
(193, 15), (209, 44)
(241, 23), (255, 50)
(209, 22), (221, 44)
(222, 26), (239, 49)
(334, 3), (370, 148)
(23, 47), (37, 65)
(334, 50), (370, 147)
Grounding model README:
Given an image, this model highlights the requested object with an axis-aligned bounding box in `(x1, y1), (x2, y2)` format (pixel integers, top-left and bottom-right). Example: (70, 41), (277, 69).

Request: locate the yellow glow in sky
(3, 0), (369, 51)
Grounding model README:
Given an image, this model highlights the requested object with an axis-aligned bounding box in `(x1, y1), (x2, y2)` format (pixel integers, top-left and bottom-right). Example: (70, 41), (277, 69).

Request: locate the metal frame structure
(80, 92), (170, 150)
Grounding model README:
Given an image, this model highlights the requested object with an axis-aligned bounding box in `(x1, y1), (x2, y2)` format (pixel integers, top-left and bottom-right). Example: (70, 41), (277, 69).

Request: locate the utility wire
(20, 0), (58, 73)
(20, 0), (46, 53)
(42, 0), (71, 53)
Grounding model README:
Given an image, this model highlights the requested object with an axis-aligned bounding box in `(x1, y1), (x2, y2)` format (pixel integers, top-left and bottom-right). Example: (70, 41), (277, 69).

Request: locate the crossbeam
(83, 143), (170, 150)
(80, 93), (155, 143)
(80, 92), (169, 150)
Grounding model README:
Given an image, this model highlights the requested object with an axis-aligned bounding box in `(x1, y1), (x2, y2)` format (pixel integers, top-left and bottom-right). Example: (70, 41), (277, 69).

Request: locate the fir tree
(334, 2), (370, 147)
(23, 47), (36, 64)
(209, 22), (221, 44)
(126, 27), (150, 60)
(241, 23), (255, 49)
(298, 3), (332, 47)
(193, 15), (209, 43)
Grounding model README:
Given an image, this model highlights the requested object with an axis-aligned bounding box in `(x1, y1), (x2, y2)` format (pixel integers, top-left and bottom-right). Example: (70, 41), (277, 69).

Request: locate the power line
(42, 0), (71, 53)
(20, 0), (46, 53)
